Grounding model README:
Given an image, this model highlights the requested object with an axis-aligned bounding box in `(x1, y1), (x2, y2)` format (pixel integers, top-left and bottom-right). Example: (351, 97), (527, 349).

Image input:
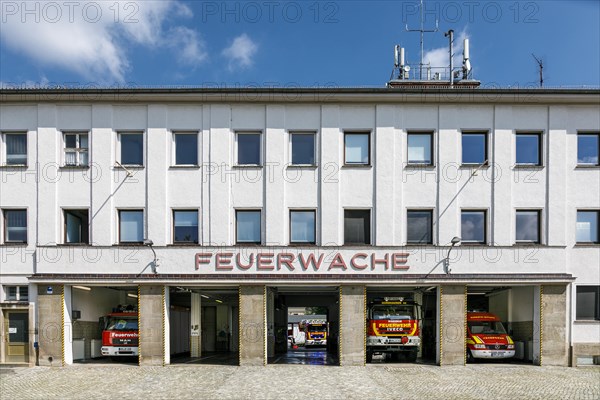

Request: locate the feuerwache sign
(195, 251), (409, 274)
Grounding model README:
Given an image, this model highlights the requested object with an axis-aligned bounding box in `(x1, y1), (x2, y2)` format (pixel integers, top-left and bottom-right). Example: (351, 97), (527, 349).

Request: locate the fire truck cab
(100, 306), (139, 357)
(466, 312), (515, 361)
(301, 320), (327, 347)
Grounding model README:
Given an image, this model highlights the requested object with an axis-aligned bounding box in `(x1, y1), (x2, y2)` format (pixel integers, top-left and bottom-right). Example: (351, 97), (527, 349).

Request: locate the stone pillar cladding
(139, 285), (166, 366)
(439, 285), (467, 366)
(239, 285), (266, 366)
(37, 285), (64, 366)
(339, 285), (366, 366)
(541, 285), (569, 366)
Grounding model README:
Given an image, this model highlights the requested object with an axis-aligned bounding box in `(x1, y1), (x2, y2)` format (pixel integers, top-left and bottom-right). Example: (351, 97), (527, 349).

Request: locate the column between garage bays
(138, 285), (168, 366)
(439, 285), (467, 366)
(339, 285), (366, 366)
(239, 285), (266, 366)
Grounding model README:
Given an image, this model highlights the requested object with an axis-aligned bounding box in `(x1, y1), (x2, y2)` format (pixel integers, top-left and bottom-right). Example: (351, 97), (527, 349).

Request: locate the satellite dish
(404, 66), (411, 72)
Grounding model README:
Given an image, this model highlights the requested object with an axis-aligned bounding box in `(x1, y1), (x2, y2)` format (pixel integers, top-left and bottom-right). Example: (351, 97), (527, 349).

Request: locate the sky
(0, 0), (599, 88)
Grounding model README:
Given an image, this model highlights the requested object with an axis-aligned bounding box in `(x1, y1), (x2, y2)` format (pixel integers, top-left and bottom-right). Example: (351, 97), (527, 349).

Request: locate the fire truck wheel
(366, 351), (373, 363)
(407, 350), (418, 363)
(466, 350), (474, 363)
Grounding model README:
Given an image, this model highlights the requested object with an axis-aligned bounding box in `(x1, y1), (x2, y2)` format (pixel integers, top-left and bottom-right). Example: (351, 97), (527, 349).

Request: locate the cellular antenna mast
(406, 0), (439, 80)
(532, 53), (544, 88)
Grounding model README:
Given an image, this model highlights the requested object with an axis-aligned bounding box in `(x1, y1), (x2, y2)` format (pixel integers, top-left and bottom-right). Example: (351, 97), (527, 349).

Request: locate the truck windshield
(371, 305), (415, 320)
(468, 321), (507, 335)
(308, 325), (326, 332)
(106, 317), (138, 331)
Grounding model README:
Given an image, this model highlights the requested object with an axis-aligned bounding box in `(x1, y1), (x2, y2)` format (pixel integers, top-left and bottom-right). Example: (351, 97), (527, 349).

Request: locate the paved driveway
(1, 364), (599, 399)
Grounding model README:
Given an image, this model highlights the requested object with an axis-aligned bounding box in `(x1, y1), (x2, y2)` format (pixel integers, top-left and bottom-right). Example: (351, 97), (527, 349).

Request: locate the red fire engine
(100, 305), (139, 358)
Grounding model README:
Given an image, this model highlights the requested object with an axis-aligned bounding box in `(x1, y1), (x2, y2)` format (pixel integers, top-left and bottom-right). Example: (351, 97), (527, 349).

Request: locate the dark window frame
(406, 209), (434, 244)
(118, 209), (145, 244)
(3, 209), (27, 244)
(63, 209), (90, 245)
(173, 132), (199, 166)
(515, 132), (543, 166)
(236, 132), (262, 166)
(290, 132), (317, 166)
(461, 209), (488, 244)
(118, 132), (144, 166)
(3, 132), (28, 166)
(576, 210), (600, 244)
(343, 209), (371, 245)
(515, 209), (542, 244)
(575, 286), (600, 321)
(461, 132), (488, 165)
(577, 132), (600, 166)
(235, 209), (262, 245)
(172, 209), (199, 244)
(289, 209), (317, 245)
(407, 132), (434, 166)
(343, 132), (371, 166)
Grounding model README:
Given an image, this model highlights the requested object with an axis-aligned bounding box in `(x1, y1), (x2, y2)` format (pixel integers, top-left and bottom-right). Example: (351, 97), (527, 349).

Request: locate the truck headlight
(507, 345), (514, 349)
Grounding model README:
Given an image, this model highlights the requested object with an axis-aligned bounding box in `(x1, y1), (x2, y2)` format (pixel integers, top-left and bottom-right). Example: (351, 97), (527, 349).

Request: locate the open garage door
(267, 286), (339, 366)
(169, 286), (239, 366)
(467, 286), (536, 365)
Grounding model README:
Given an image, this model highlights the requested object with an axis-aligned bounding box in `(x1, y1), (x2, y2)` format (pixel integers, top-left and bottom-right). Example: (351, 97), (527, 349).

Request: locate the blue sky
(1, 1), (599, 88)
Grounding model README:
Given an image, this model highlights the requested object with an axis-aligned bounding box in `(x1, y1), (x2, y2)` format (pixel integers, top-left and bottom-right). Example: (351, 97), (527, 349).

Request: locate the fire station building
(0, 87), (599, 367)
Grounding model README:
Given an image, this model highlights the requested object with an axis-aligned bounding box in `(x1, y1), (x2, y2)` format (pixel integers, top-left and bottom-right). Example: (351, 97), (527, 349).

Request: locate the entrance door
(4, 311), (29, 363)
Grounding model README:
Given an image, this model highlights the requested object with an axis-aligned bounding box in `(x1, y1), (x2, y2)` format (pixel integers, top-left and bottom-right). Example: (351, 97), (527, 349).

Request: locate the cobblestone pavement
(1, 364), (599, 400)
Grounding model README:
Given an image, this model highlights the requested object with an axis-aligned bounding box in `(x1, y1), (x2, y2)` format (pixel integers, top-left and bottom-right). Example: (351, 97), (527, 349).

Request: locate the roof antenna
(532, 54), (544, 88)
(406, 0), (438, 80)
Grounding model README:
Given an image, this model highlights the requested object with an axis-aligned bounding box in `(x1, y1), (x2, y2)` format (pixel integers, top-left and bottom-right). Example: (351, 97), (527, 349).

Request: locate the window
(174, 133), (198, 165)
(64, 209), (89, 244)
(407, 133), (433, 165)
(344, 210), (370, 245)
(237, 133), (261, 165)
(5, 286), (28, 302)
(577, 133), (599, 166)
(173, 210), (199, 243)
(461, 210), (486, 243)
(407, 210), (433, 244)
(515, 210), (541, 243)
(119, 210), (144, 243)
(462, 132), (487, 165)
(576, 211), (599, 243)
(3, 133), (27, 165)
(290, 210), (316, 244)
(344, 133), (370, 165)
(3, 209), (27, 243)
(576, 286), (600, 320)
(64, 133), (89, 166)
(119, 133), (143, 166)
(291, 133), (316, 165)
(516, 133), (542, 165)
(236, 210), (261, 244)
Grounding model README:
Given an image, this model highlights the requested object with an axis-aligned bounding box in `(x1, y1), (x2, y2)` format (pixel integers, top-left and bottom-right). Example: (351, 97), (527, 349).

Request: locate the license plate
(388, 339), (402, 343)
(118, 348), (131, 351)
(491, 352), (501, 357)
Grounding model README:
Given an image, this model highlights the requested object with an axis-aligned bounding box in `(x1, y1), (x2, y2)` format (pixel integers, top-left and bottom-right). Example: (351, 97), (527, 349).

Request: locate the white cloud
(222, 34), (258, 70)
(0, 1), (205, 83)
(423, 28), (469, 78)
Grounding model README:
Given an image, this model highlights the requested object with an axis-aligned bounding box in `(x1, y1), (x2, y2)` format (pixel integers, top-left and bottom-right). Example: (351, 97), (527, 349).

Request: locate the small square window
(462, 133), (487, 165)
(173, 210), (199, 243)
(516, 133), (542, 166)
(461, 210), (486, 243)
(344, 133), (370, 165)
(64, 209), (89, 244)
(119, 210), (144, 243)
(407, 210), (433, 244)
(19, 286), (29, 301)
(407, 133), (433, 165)
(237, 133), (261, 165)
(119, 133), (144, 166)
(64, 133), (89, 166)
(290, 210), (316, 244)
(344, 210), (370, 245)
(576, 211), (599, 243)
(577, 133), (599, 166)
(7, 286), (17, 301)
(4, 133), (27, 165)
(174, 133), (198, 165)
(291, 133), (316, 165)
(4, 286), (28, 302)
(3, 209), (27, 243)
(576, 286), (600, 320)
(236, 210), (261, 244)
(516, 210), (541, 243)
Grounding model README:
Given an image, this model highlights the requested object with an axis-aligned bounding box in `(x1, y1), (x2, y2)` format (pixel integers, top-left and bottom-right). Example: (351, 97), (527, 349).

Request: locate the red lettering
(257, 253), (274, 270)
(328, 253), (348, 271)
(236, 253), (254, 270)
(298, 253), (325, 271)
(195, 253), (212, 270)
(371, 253), (389, 270)
(277, 253), (295, 271)
(215, 253), (233, 270)
(351, 253), (368, 270)
(392, 253), (409, 270)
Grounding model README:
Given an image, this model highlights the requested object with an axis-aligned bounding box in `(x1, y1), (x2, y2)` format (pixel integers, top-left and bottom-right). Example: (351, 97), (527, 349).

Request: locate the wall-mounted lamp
(143, 239), (158, 274)
(443, 236), (461, 274)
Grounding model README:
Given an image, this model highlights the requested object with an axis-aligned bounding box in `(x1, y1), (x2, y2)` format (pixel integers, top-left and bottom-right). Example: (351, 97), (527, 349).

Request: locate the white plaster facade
(0, 88), (599, 364)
